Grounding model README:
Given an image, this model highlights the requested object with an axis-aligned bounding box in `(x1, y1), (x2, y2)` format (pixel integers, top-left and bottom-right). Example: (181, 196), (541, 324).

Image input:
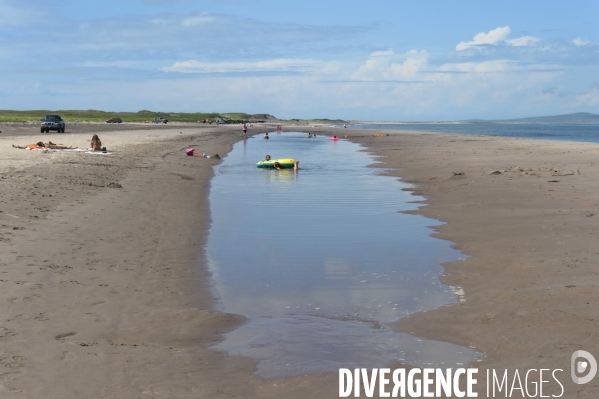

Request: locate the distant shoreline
(1, 110), (597, 125)
(350, 121), (599, 125)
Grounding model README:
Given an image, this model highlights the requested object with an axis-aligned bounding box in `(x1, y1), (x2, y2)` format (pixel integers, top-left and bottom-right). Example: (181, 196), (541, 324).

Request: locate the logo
(571, 350), (597, 385)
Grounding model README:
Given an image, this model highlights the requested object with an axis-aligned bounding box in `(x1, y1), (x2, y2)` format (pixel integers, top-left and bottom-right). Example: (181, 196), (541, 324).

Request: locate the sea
(341, 123), (599, 143)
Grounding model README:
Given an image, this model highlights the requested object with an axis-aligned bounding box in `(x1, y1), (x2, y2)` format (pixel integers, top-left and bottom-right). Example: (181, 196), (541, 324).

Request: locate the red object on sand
(185, 148), (194, 156)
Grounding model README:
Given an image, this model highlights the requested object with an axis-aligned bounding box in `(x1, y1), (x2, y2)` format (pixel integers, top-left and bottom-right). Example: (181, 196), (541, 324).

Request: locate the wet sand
(331, 127), (599, 398)
(1, 123), (598, 397)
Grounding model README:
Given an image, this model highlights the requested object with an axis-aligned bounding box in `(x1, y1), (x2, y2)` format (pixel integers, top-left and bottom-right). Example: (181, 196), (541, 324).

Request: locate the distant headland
(460, 112), (599, 124)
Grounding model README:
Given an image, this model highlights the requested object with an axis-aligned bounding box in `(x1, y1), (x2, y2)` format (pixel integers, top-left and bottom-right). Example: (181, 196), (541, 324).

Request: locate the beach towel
(36, 148), (81, 152)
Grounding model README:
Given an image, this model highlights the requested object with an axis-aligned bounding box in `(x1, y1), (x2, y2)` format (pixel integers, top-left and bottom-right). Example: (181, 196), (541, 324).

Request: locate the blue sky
(1, 0), (598, 120)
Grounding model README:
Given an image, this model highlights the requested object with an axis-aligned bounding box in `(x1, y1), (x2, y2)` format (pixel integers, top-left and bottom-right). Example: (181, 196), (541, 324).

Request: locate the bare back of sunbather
(12, 142), (77, 150)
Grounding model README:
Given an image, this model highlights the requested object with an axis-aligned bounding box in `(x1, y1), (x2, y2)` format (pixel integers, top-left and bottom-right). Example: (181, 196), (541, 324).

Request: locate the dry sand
(0, 124), (337, 398)
(1, 123), (598, 397)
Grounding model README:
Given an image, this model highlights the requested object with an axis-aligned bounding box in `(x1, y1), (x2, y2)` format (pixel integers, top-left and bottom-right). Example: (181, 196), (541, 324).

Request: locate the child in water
(274, 160), (300, 171)
(264, 155), (299, 171)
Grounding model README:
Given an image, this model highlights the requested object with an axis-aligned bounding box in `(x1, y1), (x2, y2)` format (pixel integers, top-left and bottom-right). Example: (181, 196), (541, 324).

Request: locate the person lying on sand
(12, 141), (76, 150)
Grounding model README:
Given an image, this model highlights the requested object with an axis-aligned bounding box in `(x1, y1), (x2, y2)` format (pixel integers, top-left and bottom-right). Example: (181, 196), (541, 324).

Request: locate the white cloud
(572, 37), (591, 47)
(162, 58), (332, 74)
(350, 50), (429, 81)
(575, 84), (599, 105)
(79, 61), (136, 68)
(438, 60), (516, 73)
(506, 36), (539, 47)
(0, 0), (34, 26)
(456, 26), (511, 51)
(370, 50), (394, 57)
(181, 14), (217, 27)
(456, 26), (539, 51)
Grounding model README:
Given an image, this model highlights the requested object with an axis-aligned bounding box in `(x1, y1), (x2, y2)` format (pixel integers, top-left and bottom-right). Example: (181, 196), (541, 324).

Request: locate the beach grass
(0, 110), (267, 123)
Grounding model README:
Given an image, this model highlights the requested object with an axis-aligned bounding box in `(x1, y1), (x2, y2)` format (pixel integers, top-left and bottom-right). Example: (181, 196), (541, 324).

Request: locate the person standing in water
(242, 123), (248, 138)
(264, 132), (269, 139)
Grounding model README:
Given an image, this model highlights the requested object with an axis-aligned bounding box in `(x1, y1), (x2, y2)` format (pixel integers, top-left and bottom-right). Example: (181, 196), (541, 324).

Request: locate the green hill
(462, 112), (599, 124)
(0, 110), (277, 123)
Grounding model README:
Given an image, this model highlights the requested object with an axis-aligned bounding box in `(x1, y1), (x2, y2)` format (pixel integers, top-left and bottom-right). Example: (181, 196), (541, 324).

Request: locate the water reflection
(207, 133), (476, 377)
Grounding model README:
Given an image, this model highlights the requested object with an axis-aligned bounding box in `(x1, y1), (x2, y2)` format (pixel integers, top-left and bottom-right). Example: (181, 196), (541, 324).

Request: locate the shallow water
(207, 132), (477, 377)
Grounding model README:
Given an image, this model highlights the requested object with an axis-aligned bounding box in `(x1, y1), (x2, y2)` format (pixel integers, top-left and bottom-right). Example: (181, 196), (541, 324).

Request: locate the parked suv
(152, 117), (168, 124)
(40, 115), (65, 133)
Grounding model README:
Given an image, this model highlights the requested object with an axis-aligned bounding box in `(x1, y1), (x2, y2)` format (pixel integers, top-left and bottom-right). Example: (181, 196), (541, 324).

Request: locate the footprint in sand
(55, 332), (77, 341)
(34, 313), (50, 321)
(0, 371), (22, 382)
(43, 264), (72, 274)
(0, 355), (25, 370)
(0, 328), (17, 341)
(59, 351), (76, 361)
(8, 294), (41, 304)
(5, 356), (25, 369)
(84, 312), (105, 323)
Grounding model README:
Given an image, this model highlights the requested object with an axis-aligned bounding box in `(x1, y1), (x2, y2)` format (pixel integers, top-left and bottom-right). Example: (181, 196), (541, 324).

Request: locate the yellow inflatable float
(256, 158), (295, 169)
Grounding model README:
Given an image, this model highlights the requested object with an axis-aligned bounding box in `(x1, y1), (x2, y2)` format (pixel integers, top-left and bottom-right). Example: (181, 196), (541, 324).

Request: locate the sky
(0, 0), (598, 120)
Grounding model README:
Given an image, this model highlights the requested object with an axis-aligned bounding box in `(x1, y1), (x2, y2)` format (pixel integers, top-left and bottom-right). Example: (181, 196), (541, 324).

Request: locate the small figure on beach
(89, 134), (102, 151)
(264, 133), (269, 140)
(12, 141), (76, 150)
(242, 123), (248, 138)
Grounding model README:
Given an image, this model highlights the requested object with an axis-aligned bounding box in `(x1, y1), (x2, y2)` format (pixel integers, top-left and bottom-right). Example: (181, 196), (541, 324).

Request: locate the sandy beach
(1, 123), (598, 397)
(338, 127), (599, 398)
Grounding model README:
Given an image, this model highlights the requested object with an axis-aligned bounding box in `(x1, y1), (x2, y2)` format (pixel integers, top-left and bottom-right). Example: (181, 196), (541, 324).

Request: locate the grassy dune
(0, 110), (272, 123)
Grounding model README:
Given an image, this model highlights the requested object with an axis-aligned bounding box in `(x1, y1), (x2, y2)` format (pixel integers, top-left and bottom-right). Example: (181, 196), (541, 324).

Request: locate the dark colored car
(40, 115), (65, 133)
(106, 117), (122, 123)
(152, 117), (168, 124)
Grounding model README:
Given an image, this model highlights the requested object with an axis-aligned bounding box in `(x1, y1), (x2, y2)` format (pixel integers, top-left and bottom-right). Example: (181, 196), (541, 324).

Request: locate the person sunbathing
(13, 141), (76, 150)
(89, 134), (103, 151)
